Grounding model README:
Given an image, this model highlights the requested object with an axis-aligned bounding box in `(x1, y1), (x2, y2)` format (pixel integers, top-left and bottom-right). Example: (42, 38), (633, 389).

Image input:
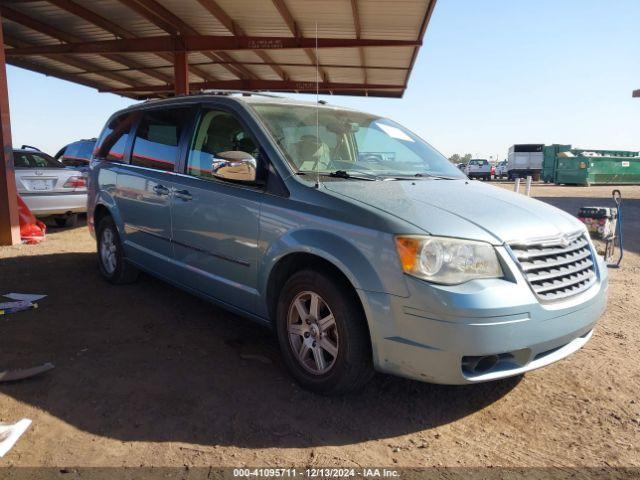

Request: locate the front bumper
(358, 249), (608, 384)
(21, 192), (87, 216)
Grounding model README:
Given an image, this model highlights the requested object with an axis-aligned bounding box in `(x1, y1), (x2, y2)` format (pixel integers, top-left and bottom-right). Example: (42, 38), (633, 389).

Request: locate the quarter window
(186, 110), (259, 179)
(95, 113), (137, 162)
(131, 108), (190, 172)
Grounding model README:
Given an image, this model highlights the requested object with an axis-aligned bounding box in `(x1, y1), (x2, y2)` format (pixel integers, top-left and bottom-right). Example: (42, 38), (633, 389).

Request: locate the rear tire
(276, 269), (374, 395)
(54, 214), (78, 228)
(96, 215), (139, 284)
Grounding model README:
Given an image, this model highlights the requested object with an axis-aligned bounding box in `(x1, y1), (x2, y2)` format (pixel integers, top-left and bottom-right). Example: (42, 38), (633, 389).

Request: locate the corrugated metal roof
(1, 0), (437, 98)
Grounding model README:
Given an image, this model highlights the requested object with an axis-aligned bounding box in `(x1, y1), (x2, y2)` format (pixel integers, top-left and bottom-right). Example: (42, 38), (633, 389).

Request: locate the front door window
(186, 110), (259, 180)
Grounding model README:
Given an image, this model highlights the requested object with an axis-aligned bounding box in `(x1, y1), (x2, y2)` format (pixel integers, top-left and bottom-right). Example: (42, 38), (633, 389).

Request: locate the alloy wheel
(100, 227), (118, 275)
(287, 291), (339, 375)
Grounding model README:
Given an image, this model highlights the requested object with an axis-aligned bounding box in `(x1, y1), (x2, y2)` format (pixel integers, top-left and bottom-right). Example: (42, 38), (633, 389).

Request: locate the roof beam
(196, 0), (287, 80)
(48, 0), (185, 82)
(350, 0), (367, 90)
(117, 0), (255, 81)
(8, 57), (135, 97)
(6, 36), (419, 56)
(65, 59), (409, 75)
(0, 4), (166, 86)
(46, 0), (134, 39)
(102, 79), (404, 94)
(404, 0), (437, 89)
(4, 34), (140, 88)
(117, 0), (178, 35)
(45, 0), (211, 83)
(271, 0), (330, 83)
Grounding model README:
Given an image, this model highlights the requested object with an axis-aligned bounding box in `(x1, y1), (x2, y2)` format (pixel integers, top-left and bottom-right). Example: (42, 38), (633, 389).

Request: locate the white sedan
(13, 148), (87, 227)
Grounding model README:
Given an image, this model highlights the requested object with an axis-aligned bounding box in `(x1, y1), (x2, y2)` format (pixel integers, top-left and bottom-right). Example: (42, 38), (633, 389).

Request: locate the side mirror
(211, 151), (257, 183)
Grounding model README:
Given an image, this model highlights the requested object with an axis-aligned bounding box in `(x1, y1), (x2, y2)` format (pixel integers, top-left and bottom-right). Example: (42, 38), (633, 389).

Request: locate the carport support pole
(0, 13), (19, 246)
(174, 50), (189, 96)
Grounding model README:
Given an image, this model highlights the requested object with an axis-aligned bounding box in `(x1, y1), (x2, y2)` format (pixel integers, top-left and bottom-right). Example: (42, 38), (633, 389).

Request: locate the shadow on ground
(41, 214), (87, 231)
(0, 252), (519, 448)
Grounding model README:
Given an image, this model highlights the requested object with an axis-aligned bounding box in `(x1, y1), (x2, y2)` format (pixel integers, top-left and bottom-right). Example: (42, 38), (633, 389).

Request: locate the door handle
(173, 188), (192, 201)
(153, 184), (171, 196)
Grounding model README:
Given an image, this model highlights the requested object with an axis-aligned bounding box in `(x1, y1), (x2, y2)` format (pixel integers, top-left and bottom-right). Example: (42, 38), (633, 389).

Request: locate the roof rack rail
(194, 89), (283, 98)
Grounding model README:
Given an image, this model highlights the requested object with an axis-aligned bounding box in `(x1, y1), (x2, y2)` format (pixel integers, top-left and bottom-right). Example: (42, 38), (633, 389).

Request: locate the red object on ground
(17, 195), (46, 244)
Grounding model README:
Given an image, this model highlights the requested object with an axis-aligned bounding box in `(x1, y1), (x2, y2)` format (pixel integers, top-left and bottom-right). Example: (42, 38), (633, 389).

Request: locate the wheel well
(93, 204), (111, 229)
(266, 253), (366, 326)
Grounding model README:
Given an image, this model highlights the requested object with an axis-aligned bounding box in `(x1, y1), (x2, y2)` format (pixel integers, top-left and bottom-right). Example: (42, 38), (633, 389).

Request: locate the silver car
(14, 148), (87, 227)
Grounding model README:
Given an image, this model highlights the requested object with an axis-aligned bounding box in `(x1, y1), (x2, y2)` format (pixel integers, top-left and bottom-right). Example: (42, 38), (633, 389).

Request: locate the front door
(171, 108), (263, 312)
(115, 107), (191, 277)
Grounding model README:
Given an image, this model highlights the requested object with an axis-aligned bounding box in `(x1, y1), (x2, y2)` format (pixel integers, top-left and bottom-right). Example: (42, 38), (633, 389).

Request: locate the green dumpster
(542, 144), (571, 183)
(554, 152), (640, 186)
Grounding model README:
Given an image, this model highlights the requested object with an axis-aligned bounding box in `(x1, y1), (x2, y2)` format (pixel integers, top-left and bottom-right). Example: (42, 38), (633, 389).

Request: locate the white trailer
(507, 144), (544, 180)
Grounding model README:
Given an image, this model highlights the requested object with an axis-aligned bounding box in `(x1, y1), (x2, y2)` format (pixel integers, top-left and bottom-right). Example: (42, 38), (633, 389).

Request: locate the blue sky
(7, 0), (639, 160)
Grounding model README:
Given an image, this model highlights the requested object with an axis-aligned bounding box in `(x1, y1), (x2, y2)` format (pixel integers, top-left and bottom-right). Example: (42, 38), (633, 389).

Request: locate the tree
(448, 153), (472, 164)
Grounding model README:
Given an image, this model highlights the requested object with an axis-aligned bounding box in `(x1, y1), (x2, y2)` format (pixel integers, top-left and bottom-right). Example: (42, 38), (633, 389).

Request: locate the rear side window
(64, 142), (80, 159)
(62, 140), (96, 167)
(131, 108), (191, 172)
(77, 140), (95, 159)
(13, 152), (63, 169)
(95, 113), (137, 162)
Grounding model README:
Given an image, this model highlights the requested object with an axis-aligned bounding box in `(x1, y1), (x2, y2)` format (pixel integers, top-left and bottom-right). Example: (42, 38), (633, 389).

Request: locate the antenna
(315, 22), (320, 189)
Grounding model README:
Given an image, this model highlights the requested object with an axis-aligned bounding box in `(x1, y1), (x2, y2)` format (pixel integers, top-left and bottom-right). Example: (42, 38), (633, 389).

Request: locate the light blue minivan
(88, 92), (608, 394)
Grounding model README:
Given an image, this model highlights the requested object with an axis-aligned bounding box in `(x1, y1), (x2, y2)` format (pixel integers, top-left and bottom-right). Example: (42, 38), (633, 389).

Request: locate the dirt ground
(0, 184), (638, 470)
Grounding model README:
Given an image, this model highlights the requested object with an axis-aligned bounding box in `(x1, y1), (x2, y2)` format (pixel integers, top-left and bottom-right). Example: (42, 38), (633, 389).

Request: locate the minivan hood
(323, 179), (584, 244)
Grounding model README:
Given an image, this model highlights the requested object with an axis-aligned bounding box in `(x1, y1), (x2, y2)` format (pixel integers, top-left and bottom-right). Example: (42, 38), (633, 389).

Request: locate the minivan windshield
(251, 103), (465, 179)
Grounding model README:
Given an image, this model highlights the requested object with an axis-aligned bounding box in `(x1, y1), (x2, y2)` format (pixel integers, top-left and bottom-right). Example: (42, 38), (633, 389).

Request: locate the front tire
(276, 269), (373, 395)
(96, 216), (139, 284)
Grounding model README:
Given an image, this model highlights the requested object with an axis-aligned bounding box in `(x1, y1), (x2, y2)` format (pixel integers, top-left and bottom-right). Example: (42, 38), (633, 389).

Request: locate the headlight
(395, 235), (503, 285)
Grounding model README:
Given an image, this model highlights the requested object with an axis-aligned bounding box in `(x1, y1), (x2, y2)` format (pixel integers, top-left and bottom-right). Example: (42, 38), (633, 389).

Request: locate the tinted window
(64, 142), (80, 158)
(96, 113), (137, 162)
(131, 108), (190, 172)
(77, 140), (95, 159)
(13, 152), (63, 169)
(514, 144), (544, 153)
(62, 140), (96, 167)
(187, 110), (259, 179)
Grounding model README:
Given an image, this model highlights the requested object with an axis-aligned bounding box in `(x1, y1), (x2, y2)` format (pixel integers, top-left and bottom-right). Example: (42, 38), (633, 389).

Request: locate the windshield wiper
(327, 170), (378, 181)
(297, 170), (378, 181)
(383, 172), (459, 180)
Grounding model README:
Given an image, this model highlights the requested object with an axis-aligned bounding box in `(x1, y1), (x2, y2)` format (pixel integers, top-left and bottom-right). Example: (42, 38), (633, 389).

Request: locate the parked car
(88, 93), (607, 394)
(54, 138), (97, 172)
(14, 147), (87, 226)
(464, 158), (491, 180)
(456, 163), (466, 171)
(495, 160), (508, 178)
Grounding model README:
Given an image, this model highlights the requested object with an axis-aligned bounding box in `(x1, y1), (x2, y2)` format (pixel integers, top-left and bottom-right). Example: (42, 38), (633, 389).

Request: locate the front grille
(509, 233), (597, 302)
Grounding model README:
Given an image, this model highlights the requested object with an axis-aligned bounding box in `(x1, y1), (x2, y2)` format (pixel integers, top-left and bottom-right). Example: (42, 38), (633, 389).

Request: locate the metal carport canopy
(0, 0), (438, 244)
